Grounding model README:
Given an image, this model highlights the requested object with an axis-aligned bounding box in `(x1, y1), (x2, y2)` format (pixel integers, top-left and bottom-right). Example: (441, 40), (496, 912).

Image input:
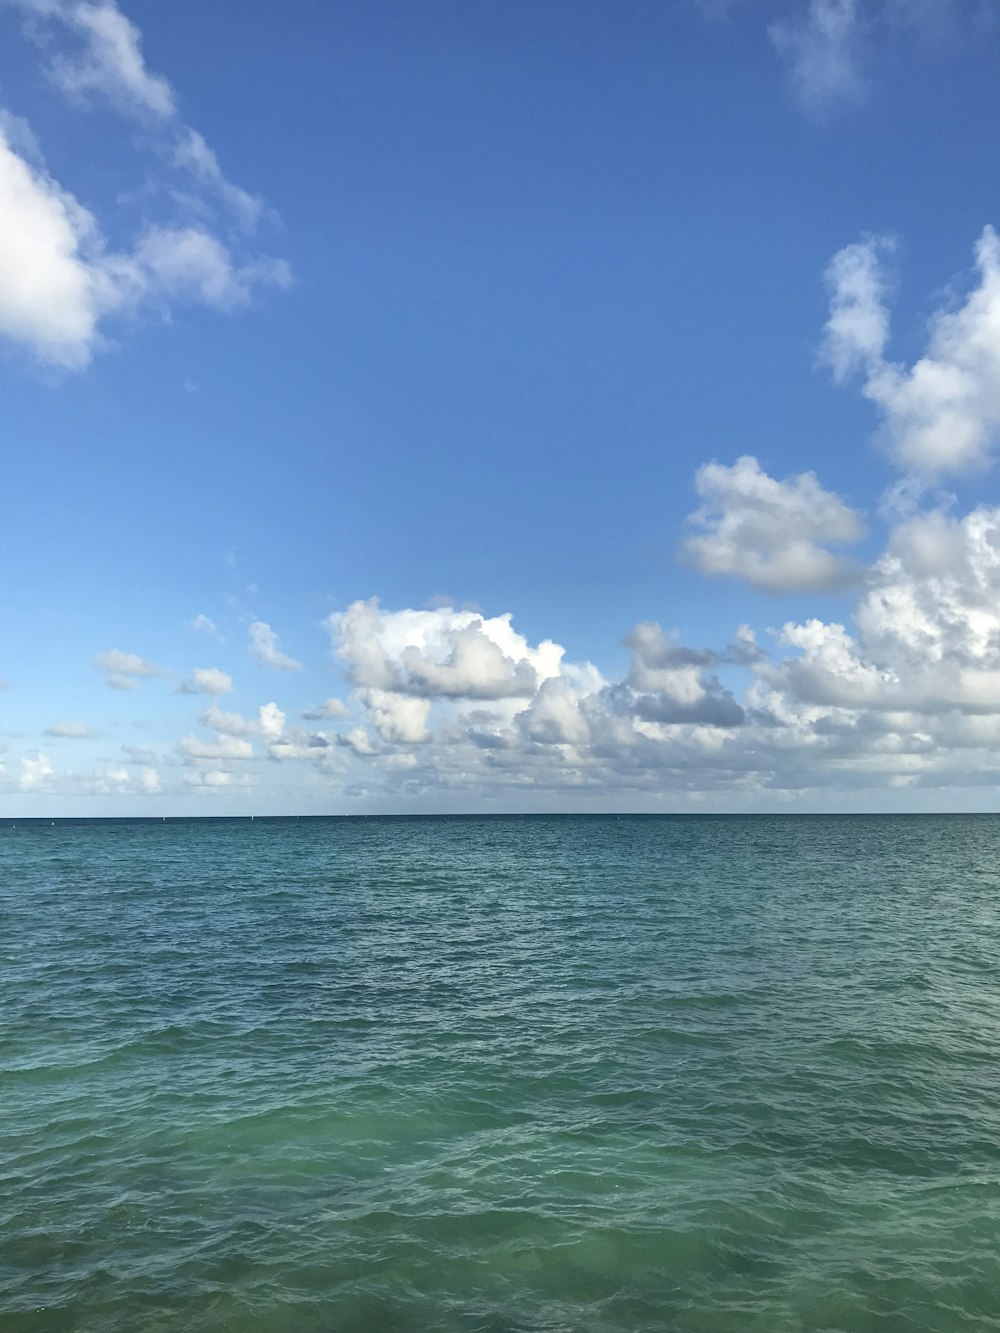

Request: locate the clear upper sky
(4, 0), (1000, 814)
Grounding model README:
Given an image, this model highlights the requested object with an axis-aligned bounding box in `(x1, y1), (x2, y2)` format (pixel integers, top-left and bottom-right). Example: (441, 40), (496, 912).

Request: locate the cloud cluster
(14, 495), (1000, 806)
(0, 0), (289, 367)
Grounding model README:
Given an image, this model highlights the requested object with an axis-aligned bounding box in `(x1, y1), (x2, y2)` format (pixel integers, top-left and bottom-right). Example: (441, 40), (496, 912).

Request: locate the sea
(3, 814), (1000, 1332)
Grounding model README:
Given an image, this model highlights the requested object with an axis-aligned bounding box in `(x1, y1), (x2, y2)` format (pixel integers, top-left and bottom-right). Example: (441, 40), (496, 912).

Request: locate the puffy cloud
(0, 2), (289, 368)
(602, 622), (746, 728)
(682, 455), (866, 592)
(249, 621), (302, 672)
(301, 697), (350, 721)
(19, 753), (53, 790)
(0, 116), (116, 367)
(199, 706), (255, 737)
(359, 690), (431, 745)
(94, 648), (162, 690)
(855, 505), (1000, 677)
(191, 613), (220, 636)
(333, 599), (562, 699)
(177, 733), (254, 763)
(137, 766), (160, 793)
(175, 666), (233, 696)
(0, 118), (287, 367)
(44, 720), (98, 738)
(257, 702), (285, 742)
(823, 226), (1000, 475)
(770, 0), (866, 111)
(344, 727), (378, 757)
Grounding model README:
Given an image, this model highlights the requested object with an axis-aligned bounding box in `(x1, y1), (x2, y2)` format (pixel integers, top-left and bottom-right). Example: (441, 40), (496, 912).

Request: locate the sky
(3, 0), (1000, 815)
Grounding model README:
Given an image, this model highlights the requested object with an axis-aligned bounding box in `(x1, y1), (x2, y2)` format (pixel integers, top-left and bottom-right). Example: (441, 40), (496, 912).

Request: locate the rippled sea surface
(5, 815), (1000, 1331)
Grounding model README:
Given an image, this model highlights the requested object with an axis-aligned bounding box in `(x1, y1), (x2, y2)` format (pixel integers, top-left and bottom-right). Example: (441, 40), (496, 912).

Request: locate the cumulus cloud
(682, 455), (866, 592)
(0, 1), (289, 367)
(257, 702), (285, 742)
(94, 648), (162, 690)
(823, 226), (1000, 475)
(191, 613), (220, 636)
(19, 753), (53, 790)
(334, 599), (561, 700)
(301, 697), (350, 721)
(175, 666), (233, 696)
(770, 0), (866, 111)
(0, 116), (117, 367)
(44, 720), (98, 738)
(199, 706), (256, 737)
(359, 690), (432, 745)
(177, 733), (253, 763)
(249, 621), (302, 672)
(0, 118), (287, 366)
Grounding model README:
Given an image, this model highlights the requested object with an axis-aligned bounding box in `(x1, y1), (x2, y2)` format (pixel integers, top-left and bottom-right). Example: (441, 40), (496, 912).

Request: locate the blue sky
(4, 0), (1000, 813)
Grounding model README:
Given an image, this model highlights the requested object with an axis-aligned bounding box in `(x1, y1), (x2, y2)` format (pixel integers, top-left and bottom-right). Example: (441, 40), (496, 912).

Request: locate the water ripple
(4, 814), (1000, 1330)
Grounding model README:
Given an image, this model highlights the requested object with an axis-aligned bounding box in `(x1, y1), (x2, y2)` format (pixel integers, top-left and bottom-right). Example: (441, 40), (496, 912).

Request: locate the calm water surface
(3, 814), (1000, 1331)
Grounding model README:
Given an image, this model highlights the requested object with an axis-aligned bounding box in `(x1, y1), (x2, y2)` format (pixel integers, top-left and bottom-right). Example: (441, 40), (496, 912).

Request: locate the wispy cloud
(44, 720), (99, 738)
(94, 648), (163, 690)
(770, 0), (866, 112)
(249, 620), (302, 672)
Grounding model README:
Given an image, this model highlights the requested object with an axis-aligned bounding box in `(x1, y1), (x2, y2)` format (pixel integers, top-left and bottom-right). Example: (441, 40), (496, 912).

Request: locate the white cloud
(184, 769), (253, 789)
(0, 2), (289, 367)
(344, 727), (378, 757)
(177, 733), (254, 763)
(823, 226), (1000, 475)
(199, 706), (256, 737)
(44, 720), (98, 738)
(14, 0), (176, 117)
(176, 666), (233, 696)
(333, 598), (562, 699)
(94, 647), (162, 690)
(172, 128), (262, 231)
(191, 613), (220, 636)
(137, 765), (160, 793)
(682, 455), (866, 592)
(0, 120), (288, 367)
(258, 702), (285, 742)
(249, 620), (303, 672)
(360, 689), (432, 745)
(769, 0), (866, 111)
(0, 117), (118, 367)
(135, 227), (291, 312)
(19, 753), (53, 790)
(301, 697), (350, 721)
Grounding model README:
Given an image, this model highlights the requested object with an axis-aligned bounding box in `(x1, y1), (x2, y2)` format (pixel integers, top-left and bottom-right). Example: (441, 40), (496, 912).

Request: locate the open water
(3, 814), (1000, 1331)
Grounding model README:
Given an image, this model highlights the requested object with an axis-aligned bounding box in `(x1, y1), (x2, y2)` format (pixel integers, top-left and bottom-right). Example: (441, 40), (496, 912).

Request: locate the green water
(3, 814), (1000, 1331)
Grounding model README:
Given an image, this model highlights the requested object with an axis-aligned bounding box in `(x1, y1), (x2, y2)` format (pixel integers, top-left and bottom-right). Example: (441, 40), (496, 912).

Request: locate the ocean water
(3, 815), (1000, 1332)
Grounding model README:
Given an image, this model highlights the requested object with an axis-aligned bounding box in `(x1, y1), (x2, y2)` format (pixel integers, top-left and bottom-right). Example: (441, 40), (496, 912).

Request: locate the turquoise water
(4, 815), (1000, 1332)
